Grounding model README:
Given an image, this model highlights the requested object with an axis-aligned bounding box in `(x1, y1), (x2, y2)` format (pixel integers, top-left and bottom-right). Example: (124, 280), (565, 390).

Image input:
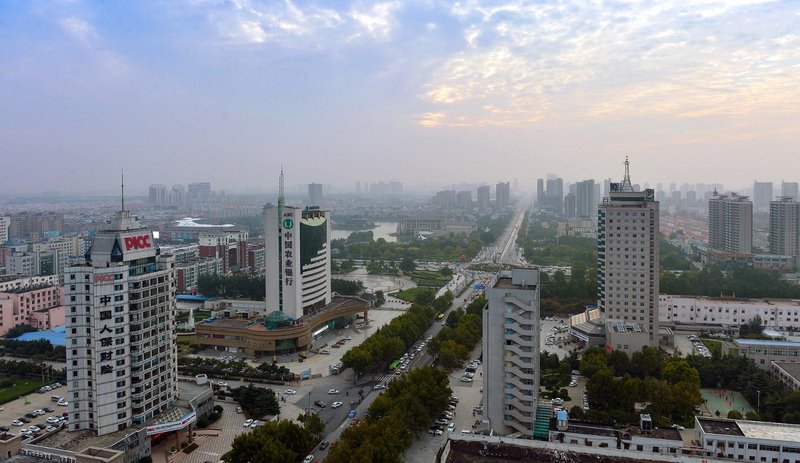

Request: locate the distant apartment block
(477, 185), (491, 211)
(8, 212), (64, 240)
(148, 184), (168, 205)
(753, 181), (774, 211)
(708, 191), (753, 255)
(770, 197), (800, 258)
(176, 257), (222, 294)
(771, 361), (800, 392)
(724, 339), (800, 369)
(308, 183), (323, 207)
(187, 182), (211, 201)
(782, 181), (799, 201)
(496, 182), (511, 208)
(0, 216), (9, 245)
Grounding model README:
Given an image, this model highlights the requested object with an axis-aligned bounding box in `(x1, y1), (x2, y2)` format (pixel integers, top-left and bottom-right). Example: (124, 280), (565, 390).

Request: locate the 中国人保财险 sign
(124, 235), (152, 251)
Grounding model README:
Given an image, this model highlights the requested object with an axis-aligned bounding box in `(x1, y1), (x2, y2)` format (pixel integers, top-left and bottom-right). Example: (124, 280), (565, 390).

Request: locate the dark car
(43, 407), (54, 413)
(319, 441), (329, 450)
(314, 400), (326, 408)
(34, 424), (47, 430)
(19, 417), (30, 424)
(0, 426), (9, 432)
(24, 413), (36, 419)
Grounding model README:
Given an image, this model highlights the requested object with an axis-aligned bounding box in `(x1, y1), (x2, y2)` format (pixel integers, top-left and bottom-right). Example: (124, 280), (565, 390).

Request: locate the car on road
(319, 441), (329, 450)
(236, 407), (243, 414)
(373, 384), (386, 390)
(314, 400), (326, 408)
(303, 455), (315, 463)
(473, 406), (483, 414)
(284, 389), (296, 395)
(243, 419), (254, 427)
(331, 401), (343, 408)
(11, 420), (23, 427)
(447, 423), (455, 431)
(320, 349), (331, 355)
(348, 410), (357, 418)
(327, 389), (339, 395)
(460, 376), (473, 382)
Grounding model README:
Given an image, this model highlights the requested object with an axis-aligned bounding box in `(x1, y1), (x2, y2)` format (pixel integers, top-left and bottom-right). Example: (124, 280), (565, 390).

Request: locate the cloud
(418, 0), (800, 128)
(350, 2), (399, 40)
(59, 17), (97, 46)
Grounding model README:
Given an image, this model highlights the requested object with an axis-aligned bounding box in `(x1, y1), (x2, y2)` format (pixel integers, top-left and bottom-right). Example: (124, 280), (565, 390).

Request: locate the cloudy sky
(1, 0), (799, 195)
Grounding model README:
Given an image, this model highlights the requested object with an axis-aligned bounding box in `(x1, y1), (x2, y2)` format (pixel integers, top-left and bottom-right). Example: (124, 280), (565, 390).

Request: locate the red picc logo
(124, 235), (152, 250)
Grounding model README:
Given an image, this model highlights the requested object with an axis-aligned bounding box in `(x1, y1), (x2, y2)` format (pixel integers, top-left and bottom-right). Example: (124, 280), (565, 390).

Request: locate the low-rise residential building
(0, 274), (60, 292)
(660, 295), (800, 332)
(605, 320), (650, 355)
(0, 283), (63, 335)
(725, 339), (800, 369)
(175, 257), (222, 294)
(770, 361), (800, 391)
(697, 417), (800, 462)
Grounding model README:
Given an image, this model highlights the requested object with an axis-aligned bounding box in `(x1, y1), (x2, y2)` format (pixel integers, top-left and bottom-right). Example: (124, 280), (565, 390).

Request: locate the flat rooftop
(494, 277), (537, 290)
(773, 362), (800, 380)
(697, 418), (744, 436)
(607, 321), (647, 334)
(734, 339), (800, 348)
(737, 420), (800, 441)
(667, 295), (800, 307)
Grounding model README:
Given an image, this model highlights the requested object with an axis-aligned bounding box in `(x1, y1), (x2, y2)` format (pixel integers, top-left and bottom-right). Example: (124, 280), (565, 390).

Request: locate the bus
(389, 360), (401, 371)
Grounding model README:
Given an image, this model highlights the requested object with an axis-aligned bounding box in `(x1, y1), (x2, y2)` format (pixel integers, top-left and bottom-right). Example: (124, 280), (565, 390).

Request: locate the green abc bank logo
(282, 218), (294, 230)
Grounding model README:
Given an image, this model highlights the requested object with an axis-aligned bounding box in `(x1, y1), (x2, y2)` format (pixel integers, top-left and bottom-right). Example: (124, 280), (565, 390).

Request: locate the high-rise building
(308, 183), (323, 207)
(65, 209), (178, 435)
(754, 181), (774, 212)
(708, 191), (753, 255)
(433, 190), (456, 209)
(187, 182), (211, 201)
(170, 184), (185, 207)
(265, 174), (332, 320)
(456, 190), (472, 209)
(564, 193), (577, 219)
(781, 181), (799, 201)
(0, 217), (9, 245)
(536, 179), (545, 207)
(8, 212), (64, 240)
(148, 184), (167, 205)
(546, 178), (564, 214)
(597, 159), (660, 347)
(769, 197), (800, 257)
(477, 185), (491, 211)
(355, 181), (361, 194)
(483, 268), (540, 437)
(496, 182), (511, 208)
(576, 179), (595, 218)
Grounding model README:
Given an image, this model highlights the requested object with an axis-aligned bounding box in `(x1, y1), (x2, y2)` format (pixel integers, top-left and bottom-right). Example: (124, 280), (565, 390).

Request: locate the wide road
(473, 195), (530, 266)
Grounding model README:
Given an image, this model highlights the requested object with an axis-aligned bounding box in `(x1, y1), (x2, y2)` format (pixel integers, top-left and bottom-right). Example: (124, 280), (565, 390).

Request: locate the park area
(701, 389), (755, 418)
(404, 269), (451, 288)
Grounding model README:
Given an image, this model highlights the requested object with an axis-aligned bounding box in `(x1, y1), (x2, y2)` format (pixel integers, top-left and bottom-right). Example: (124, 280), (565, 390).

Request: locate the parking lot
(0, 381), (68, 436)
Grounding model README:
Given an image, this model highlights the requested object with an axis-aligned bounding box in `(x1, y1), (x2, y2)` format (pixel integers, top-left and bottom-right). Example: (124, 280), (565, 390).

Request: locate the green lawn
(700, 339), (723, 357)
(393, 287), (434, 303)
(0, 378), (44, 405)
(405, 270), (451, 288)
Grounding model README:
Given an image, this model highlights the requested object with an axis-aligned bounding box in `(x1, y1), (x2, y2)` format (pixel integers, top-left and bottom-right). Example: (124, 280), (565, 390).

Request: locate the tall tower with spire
(264, 169), (332, 320)
(597, 159), (661, 349)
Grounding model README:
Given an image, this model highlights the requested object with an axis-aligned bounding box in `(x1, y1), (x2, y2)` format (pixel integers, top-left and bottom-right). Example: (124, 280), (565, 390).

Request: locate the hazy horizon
(2, 0), (799, 196)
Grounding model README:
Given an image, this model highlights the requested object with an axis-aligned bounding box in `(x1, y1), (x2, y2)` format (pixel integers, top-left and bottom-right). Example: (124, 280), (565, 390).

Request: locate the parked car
(33, 410), (45, 416)
(43, 407), (54, 413)
(373, 384), (386, 390)
(327, 389), (339, 395)
(18, 417), (30, 424)
(45, 426), (56, 432)
(284, 389), (296, 395)
(11, 420), (23, 427)
(331, 401), (343, 408)
(303, 455), (314, 463)
(47, 417), (60, 424)
(236, 406), (242, 414)
(314, 400), (326, 408)
(57, 400), (68, 407)
(243, 419), (254, 427)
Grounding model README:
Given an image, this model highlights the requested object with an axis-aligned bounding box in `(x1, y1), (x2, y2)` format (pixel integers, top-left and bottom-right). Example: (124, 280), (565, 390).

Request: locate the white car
(57, 399), (68, 406)
(47, 417), (60, 424)
(217, 381), (228, 387)
(19, 428), (29, 434)
(447, 423), (455, 431)
(460, 376), (473, 383)
(331, 401), (343, 408)
(250, 421), (258, 428)
(12, 420), (23, 426)
(45, 426), (56, 432)
(284, 389), (296, 395)
(373, 384), (386, 390)
(303, 455), (314, 463)
(243, 419), (254, 427)
(33, 409), (45, 416)
(327, 389), (339, 395)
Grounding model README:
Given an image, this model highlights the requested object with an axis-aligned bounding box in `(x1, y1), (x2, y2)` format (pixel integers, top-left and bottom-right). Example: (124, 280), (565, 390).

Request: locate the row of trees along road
(426, 294), (485, 368)
(326, 367), (452, 463)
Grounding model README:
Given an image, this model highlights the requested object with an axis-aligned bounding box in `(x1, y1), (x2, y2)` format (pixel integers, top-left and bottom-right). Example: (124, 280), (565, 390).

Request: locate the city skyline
(1, 1), (799, 195)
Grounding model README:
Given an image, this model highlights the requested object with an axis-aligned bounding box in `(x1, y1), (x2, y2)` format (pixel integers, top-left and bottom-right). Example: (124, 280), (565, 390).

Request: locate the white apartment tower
(597, 159), (660, 347)
(483, 268), (540, 437)
(708, 191), (753, 255)
(769, 197), (800, 257)
(65, 209), (177, 436)
(0, 216), (9, 245)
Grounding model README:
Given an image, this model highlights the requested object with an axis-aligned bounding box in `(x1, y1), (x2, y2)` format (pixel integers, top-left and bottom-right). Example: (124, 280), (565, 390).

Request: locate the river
(331, 221), (398, 243)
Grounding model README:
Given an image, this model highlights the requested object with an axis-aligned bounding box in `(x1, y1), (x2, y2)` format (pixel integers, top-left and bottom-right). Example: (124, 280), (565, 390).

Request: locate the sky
(1, 0), (799, 195)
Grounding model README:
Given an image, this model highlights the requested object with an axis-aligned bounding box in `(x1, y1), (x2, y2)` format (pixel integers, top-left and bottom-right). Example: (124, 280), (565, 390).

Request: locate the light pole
(756, 390), (761, 414)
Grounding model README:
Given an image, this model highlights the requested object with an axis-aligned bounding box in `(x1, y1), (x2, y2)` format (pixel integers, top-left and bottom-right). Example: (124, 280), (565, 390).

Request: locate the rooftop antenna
(621, 156), (634, 192)
(121, 169), (125, 211)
